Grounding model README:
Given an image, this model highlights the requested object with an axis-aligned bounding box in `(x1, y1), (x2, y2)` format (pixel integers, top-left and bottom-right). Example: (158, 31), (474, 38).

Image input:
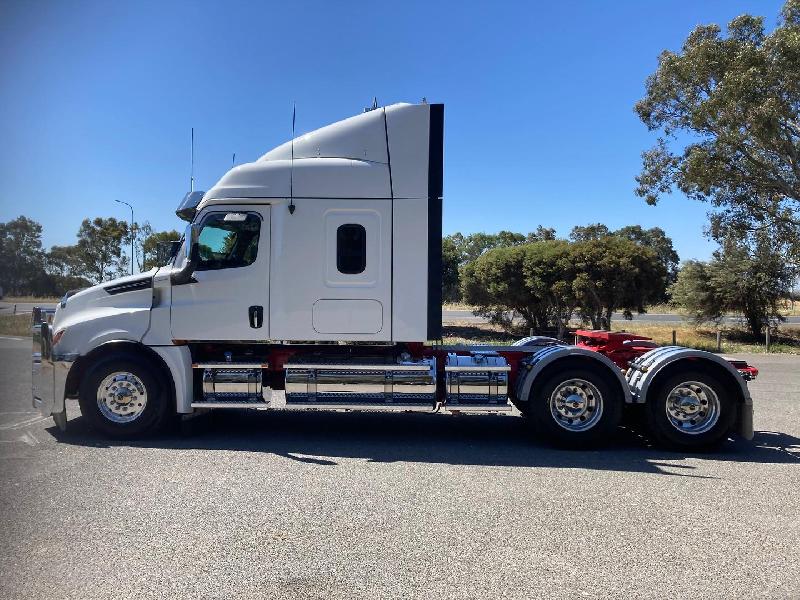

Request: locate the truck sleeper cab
(31, 102), (755, 450)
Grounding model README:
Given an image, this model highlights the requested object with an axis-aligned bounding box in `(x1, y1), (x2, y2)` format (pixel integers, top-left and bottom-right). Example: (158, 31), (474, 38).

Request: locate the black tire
(526, 368), (622, 447)
(645, 371), (736, 451)
(78, 352), (173, 439)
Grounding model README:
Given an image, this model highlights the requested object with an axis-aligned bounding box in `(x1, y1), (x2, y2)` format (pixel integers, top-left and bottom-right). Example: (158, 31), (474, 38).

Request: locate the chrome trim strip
(444, 403), (512, 412)
(444, 366), (511, 372)
(193, 363), (268, 369)
(282, 403), (436, 412)
(191, 402), (270, 409)
(285, 363), (431, 371)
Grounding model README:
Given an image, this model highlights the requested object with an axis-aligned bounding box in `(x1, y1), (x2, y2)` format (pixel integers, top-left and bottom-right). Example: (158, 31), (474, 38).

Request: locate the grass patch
(441, 320), (519, 345)
(2, 296), (60, 303)
(611, 322), (800, 354)
(442, 303), (477, 312)
(439, 318), (800, 354)
(642, 300), (800, 318)
(0, 314), (32, 337)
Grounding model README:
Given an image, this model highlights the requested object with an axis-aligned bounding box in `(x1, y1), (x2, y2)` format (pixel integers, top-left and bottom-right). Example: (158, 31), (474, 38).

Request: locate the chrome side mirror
(171, 223), (201, 285)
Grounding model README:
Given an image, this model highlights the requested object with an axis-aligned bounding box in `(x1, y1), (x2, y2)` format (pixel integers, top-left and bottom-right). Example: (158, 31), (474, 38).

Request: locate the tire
(645, 371), (736, 451)
(526, 368), (622, 447)
(78, 352), (173, 439)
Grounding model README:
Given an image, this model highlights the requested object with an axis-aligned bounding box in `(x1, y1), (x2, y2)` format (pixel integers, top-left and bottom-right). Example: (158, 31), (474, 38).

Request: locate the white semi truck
(32, 102), (756, 449)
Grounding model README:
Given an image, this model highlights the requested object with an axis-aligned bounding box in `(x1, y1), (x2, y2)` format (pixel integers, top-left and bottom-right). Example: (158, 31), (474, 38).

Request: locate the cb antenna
(190, 127), (195, 192)
(289, 103), (296, 214)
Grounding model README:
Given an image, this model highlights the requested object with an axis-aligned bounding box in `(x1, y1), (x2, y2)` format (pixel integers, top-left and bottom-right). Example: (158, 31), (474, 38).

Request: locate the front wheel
(526, 368), (622, 447)
(79, 353), (172, 439)
(645, 371), (736, 450)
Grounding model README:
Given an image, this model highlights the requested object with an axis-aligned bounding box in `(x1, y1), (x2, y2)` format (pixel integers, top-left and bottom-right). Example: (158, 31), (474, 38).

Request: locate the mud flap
(739, 402), (754, 441)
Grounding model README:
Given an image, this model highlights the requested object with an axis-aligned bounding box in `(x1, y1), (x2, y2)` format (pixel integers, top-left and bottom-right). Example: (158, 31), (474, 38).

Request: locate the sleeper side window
(196, 212), (261, 271)
(336, 224), (366, 274)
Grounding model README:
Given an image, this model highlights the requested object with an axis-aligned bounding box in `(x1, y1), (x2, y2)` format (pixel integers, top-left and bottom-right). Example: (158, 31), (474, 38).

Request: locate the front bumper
(32, 308), (75, 431)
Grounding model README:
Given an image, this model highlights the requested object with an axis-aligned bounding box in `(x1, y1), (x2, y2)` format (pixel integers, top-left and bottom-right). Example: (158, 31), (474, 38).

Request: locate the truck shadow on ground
(50, 408), (800, 477)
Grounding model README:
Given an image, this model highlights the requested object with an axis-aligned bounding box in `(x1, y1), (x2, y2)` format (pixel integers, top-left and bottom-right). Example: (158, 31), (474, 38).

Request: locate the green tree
(569, 223), (611, 242)
(615, 225), (680, 286)
(0, 216), (45, 295)
(75, 217), (129, 283)
(461, 241), (576, 335)
(522, 240), (577, 337)
(442, 228), (558, 303)
(570, 223), (680, 288)
(442, 236), (461, 302)
(46, 245), (83, 278)
(461, 245), (545, 332)
(44, 245), (91, 295)
(569, 237), (668, 329)
(671, 234), (796, 336)
(138, 225), (181, 271)
(635, 1), (800, 263)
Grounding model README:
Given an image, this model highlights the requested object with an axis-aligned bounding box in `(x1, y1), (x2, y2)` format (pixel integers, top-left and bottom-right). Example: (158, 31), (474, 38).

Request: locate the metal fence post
(716, 330), (721, 352)
(672, 330), (676, 345)
(766, 328), (771, 353)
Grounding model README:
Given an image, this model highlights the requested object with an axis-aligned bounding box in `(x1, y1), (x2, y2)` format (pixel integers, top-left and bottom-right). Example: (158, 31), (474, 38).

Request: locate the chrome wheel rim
(97, 372), (148, 423)
(549, 378), (603, 432)
(665, 380), (720, 435)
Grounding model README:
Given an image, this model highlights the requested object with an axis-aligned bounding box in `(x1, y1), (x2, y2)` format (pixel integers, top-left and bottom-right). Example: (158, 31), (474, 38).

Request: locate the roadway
(0, 334), (798, 598)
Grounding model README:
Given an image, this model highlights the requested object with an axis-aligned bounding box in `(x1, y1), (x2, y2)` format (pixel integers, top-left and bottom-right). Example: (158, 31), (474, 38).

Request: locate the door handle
(248, 306), (263, 329)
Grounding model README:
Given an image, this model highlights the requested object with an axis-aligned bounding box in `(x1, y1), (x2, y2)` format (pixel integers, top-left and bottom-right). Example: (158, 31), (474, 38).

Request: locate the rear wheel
(645, 371), (735, 450)
(79, 353), (172, 439)
(526, 368), (622, 447)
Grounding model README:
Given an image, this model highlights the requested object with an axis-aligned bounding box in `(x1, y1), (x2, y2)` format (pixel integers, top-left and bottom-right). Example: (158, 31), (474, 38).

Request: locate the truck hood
(53, 270), (157, 351)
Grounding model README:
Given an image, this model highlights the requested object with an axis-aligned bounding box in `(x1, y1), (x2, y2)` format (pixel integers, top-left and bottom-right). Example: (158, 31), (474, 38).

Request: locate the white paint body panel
(51, 271), (155, 356)
(260, 108), (389, 163)
(192, 102), (437, 343)
(313, 299), (383, 334)
(152, 345), (194, 413)
(269, 198), (391, 341)
(170, 205), (271, 341)
(392, 197), (429, 341)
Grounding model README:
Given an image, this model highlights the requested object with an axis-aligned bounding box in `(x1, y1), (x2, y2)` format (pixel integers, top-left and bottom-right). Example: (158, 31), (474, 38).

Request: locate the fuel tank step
(192, 362), (270, 408)
(284, 356), (437, 405)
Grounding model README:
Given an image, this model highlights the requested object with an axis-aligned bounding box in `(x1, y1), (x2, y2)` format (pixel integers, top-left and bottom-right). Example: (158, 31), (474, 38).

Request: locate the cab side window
(336, 224), (366, 274)
(196, 213), (261, 271)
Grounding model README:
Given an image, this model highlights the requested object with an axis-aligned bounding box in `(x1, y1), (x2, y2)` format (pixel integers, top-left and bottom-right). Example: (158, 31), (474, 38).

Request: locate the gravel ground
(1, 336), (798, 599)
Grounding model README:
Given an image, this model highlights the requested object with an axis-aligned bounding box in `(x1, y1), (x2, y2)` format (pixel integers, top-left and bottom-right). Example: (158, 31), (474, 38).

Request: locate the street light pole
(115, 199), (135, 275)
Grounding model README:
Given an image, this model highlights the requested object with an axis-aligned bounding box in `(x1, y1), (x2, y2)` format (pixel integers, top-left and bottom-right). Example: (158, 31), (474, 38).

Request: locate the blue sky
(0, 0), (786, 261)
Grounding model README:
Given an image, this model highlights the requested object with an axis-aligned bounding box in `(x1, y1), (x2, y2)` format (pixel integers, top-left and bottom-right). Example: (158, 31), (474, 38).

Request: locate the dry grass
(2, 296), (60, 303)
(0, 314), (32, 337)
(440, 318), (800, 354)
(440, 320), (519, 345)
(441, 302), (477, 311)
(643, 299), (800, 318)
(611, 322), (800, 354)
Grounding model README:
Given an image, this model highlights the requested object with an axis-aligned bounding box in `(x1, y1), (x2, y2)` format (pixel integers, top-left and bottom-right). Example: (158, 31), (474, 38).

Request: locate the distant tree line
(0, 215), (179, 297)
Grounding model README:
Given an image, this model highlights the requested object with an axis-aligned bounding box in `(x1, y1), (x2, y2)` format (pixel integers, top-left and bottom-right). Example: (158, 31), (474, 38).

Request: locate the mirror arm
(171, 244), (199, 285)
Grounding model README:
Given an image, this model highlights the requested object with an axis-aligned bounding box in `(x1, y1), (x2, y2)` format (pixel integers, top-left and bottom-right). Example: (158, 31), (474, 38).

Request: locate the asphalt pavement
(0, 335), (799, 598)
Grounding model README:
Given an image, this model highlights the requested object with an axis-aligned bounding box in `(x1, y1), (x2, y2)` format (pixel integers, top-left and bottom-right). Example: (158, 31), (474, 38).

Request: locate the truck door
(170, 205), (270, 341)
